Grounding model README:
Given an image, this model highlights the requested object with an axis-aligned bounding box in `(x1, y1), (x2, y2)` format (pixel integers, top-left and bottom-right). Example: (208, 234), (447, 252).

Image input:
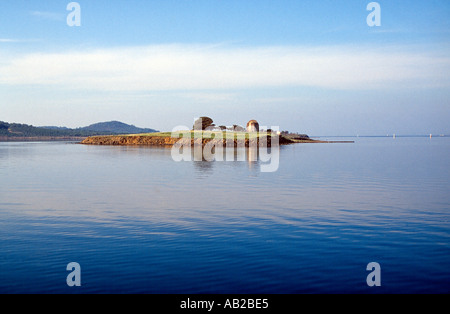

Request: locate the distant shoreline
(313, 135), (448, 138)
(0, 136), (87, 142)
(1, 134), (446, 143)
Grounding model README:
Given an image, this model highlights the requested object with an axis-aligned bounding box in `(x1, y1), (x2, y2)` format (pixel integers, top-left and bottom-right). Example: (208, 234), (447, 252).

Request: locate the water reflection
(190, 146), (270, 175)
(84, 144), (174, 159)
(247, 146), (259, 171)
(0, 147), (7, 161)
(193, 159), (214, 176)
(1, 139), (450, 293)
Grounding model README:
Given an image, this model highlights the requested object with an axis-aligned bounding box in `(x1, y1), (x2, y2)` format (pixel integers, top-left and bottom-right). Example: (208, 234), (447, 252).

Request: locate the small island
(80, 117), (353, 146)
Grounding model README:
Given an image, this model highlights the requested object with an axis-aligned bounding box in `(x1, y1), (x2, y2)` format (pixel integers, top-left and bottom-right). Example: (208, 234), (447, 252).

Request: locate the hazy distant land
(0, 120), (159, 141)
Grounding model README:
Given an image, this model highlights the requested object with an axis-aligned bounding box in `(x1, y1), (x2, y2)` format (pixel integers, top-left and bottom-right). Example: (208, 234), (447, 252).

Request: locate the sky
(0, 0), (449, 135)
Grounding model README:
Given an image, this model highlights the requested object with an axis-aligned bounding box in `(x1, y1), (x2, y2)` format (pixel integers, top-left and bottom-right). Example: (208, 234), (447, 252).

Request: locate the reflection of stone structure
(246, 120), (259, 132)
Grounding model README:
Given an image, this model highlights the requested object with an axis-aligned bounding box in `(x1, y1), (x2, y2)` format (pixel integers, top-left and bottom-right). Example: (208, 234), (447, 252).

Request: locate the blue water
(0, 138), (449, 294)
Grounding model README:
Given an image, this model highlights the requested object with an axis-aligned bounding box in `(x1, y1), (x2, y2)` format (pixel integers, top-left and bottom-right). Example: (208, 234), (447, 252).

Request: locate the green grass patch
(126, 131), (277, 139)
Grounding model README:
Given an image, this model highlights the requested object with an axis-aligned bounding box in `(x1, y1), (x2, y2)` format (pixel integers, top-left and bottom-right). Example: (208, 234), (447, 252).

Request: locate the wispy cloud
(0, 44), (449, 91)
(0, 38), (20, 43)
(30, 11), (65, 22)
(0, 38), (41, 44)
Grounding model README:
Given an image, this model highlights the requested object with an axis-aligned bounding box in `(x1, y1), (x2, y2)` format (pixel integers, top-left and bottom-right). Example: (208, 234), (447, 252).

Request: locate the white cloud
(0, 38), (41, 44)
(30, 11), (66, 21)
(0, 44), (449, 91)
(0, 38), (19, 43)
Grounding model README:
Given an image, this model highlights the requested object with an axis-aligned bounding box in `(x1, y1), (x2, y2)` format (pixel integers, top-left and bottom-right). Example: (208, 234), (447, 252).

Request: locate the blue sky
(0, 0), (449, 135)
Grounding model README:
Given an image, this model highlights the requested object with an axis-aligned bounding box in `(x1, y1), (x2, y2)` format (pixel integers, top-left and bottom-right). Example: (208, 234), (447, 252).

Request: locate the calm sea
(0, 137), (449, 294)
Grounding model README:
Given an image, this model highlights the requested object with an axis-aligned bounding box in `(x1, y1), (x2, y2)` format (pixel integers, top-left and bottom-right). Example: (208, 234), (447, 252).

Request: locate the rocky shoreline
(79, 132), (340, 146)
(80, 134), (303, 146)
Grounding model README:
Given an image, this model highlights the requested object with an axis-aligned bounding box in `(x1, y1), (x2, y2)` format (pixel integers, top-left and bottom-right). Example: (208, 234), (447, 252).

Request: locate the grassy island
(79, 131), (342, 146)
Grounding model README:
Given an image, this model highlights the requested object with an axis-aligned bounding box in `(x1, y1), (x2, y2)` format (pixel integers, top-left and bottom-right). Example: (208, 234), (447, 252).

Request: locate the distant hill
(0, 120), (158, 138)
(80, 121), (158, 134)
(39, 126), (71, 130)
